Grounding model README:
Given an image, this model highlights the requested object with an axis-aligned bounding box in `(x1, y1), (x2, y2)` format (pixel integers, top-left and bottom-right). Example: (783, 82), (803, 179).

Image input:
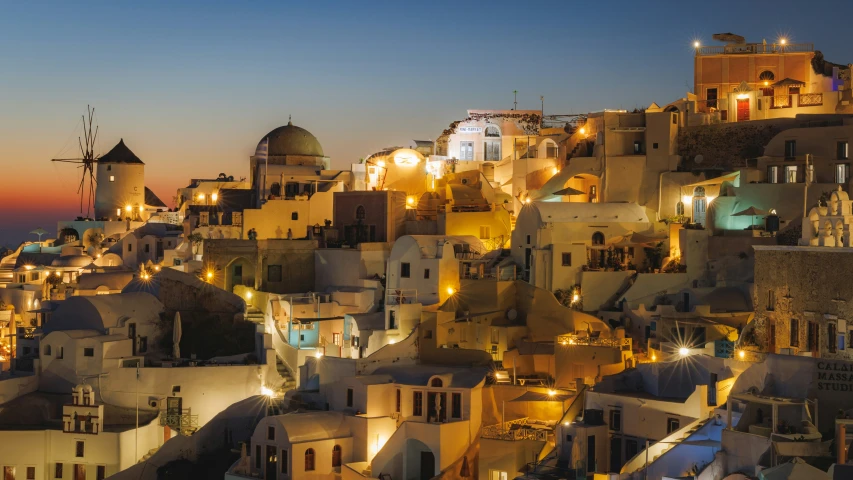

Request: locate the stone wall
(753, 246), (853, 360)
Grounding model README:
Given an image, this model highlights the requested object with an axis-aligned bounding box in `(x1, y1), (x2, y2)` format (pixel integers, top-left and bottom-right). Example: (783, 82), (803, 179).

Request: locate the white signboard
(457, 126), (483, 134)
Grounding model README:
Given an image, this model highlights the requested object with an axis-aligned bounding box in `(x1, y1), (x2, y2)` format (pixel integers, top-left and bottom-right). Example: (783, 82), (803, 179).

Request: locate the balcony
(696, 43), (813, 56)
(557, 334), (632, 351)
(482, 417), (551, 441)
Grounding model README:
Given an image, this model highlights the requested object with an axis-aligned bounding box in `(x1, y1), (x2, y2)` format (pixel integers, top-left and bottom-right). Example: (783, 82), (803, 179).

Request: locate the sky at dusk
(1, 0), (852, 246)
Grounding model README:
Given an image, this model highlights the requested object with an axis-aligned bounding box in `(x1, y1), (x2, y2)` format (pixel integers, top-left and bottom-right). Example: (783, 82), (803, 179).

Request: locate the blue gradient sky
(1, 0), (852, 246)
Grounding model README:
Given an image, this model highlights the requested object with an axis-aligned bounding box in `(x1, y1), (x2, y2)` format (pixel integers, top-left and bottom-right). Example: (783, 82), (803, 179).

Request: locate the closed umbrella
(172, 312), (182, 359)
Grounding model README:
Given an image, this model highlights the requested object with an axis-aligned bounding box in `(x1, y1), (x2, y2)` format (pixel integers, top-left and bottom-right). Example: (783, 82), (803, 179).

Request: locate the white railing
(482, 418), (550, 441)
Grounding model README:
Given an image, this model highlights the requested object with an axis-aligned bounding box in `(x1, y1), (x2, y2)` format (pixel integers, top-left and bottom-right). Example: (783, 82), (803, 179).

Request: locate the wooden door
(768, 322), (776, 354)
(737, 98), (750, 122)
(74, 464), (86, 480)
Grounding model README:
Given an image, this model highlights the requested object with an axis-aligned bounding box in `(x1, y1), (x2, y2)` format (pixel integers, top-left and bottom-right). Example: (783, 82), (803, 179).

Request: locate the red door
(737, 99), (750, 122)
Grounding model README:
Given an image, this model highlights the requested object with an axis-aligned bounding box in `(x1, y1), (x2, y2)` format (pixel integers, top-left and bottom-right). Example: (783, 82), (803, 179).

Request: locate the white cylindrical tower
(95, 139), (145, 220)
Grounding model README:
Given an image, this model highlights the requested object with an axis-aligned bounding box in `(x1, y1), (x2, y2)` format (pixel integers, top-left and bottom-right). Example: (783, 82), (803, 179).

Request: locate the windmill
(52, 106), (100, 218)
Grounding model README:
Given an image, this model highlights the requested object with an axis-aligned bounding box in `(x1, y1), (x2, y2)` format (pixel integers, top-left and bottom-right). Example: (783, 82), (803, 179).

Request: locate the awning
(684, 171), (740, 188)
(732, 206), (768, 216)
(772, 77), (806, 88)
(509, 391), (574, 402)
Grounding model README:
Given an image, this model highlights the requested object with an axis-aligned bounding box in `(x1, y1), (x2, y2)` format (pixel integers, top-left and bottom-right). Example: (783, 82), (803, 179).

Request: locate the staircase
(276, 356), (296, 389)
(139, 446), (160, 463)
(0, 263), (15, 284)
(244, 306), (264, 324)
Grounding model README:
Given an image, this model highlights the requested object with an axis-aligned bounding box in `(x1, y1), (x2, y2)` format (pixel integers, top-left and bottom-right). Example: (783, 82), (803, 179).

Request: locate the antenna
(513, 90), (518, 110)
(52, 106), (100, 218)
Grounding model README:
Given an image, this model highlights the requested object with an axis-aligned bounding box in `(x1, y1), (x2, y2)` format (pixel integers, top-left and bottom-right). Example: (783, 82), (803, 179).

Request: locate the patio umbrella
(172, 312), (182, 359)
(553, 187), (586, 197)
(758, 457), (829, 480)
(732, 206), (769, 229)
(29, 228), (48, 242)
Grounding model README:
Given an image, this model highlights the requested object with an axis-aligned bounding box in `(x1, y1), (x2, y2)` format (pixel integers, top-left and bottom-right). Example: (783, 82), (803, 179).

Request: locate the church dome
(257, 121), (324, 157)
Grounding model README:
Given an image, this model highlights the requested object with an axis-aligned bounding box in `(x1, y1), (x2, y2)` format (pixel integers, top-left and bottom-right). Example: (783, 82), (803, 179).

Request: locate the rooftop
(0, 392), (157, 432)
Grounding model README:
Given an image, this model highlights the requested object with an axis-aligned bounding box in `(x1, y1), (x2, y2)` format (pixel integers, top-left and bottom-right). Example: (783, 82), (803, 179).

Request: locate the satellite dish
(506, 309), (518, 321)
(694, 154), (704, 165)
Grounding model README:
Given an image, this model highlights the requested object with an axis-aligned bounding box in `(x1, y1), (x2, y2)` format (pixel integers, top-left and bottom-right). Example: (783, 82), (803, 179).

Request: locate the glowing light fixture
(315, 351), (324, 359)
(407, 196), (416, 206)
(24, 265), (34, 271)
(524, 198), (531, 204)
(377, 160), (386, 168)
(651, 353), (657, 362)
(198, 193), (205, 201)
(389, 339), (396, 344)
(139, 205), (144, 212)
(260, 385), (274, 397)
(764, 81), (769, 86)
(779, 38), (787, 45)
(446, 286), (456, 296)
(548, 390), (557, 397)
(682, 195), (693, 205)
(678, 347), (690, 357)
(693, 41), (700, 48)
(154, 265), (161, 271)
(738, 350), (746, 360)
(125, 205), (132, 213)
(563, 421), (570, 426)
(246, 291), (253, 300)
(211, 192), (218, 202)
(572, 293), (580, 303)
(552, 167), (559, 175)
(579, 127), (586, 135)
(206, 271), (214, 280)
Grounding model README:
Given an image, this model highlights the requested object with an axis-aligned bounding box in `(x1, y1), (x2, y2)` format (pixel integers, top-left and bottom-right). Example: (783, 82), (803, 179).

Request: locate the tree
(188, 233), (204, 255)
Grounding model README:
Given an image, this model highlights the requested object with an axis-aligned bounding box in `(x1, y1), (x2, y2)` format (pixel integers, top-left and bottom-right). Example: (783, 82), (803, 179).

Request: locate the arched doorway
(405, 439), (436, 480)
(692, 187), (707, 226)
(225, 257), (254, 292)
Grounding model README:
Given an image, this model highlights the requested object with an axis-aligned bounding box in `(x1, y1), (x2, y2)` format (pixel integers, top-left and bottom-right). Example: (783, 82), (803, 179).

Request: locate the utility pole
(135, 365), (140, 463)
(513, 90), (518, 111)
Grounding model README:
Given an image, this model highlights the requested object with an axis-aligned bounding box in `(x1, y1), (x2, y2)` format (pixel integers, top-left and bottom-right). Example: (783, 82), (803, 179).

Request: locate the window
(562, 253), (572, 267)
(128, 243), (132, 252)
(767, 165), (779, 184)
(281, 449), (288, 474)
(144, 244), (150, 253)
(785, 140), (797, 159)
(837, 164), (850, 184)
(592, 232), (605, 246)
(675, 201), (684, 216)
(139, 336), (148, 353)
(268, 265), (282, 282)
(526, 235), (531, 244)
(759, 70), (775, 82)
(479, 226), (491, 239)
(790, 319), (799, 347)
(460, 141), (474, 160)
(346, 388), (354, 407)
(785, 165), (798, 183)
(255, 445), (261, 469)
(291, 212), (298, 221)
(413, 391), (424, 416)
(83, 348), (94, 357)
(829, 323), (837, 353)
(653, 142), (659, 149)
(839, 320), (847, 352)
(75, 441), (84, 458)
(55, 464), (63, 479)
(396, 389), (401, 413)
(491, 328), (499, 344)
(431, 378), (443, 387)
(333, 333), (341, 346)
(666, 418), (680, 434)
(268, 425), (275, 441)
(609, 409), (622, 432)
(355, 205), (365, 220)
(452, 392), (462, 419)
(400, 263), (410, 278)
(838, 141), (849, 160)
(304, 449), (315, 471)
(332, 445), (342, 468)
(109, 175), (115, 182)
(767, 290), (775, 311)
(57, 347), (63, 359)
(672, 113), (678, 124)
(706, 88), (718, 109)
(633, 141), (644, 154)
(423, 269), (430, 279)
(2, 467), (13, 480)
(44, 345), (51, 356)
(27, 467), (36, 480)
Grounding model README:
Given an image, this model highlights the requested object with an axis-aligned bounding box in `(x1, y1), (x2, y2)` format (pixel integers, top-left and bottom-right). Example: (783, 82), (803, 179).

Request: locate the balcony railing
(557, 335), (632, 351)
(771, 95), (792, 109)
(799, 93), (823, 107)
(482, 417), (551, 441)
(159, 409), (199, 434)
(696, 43), (813, 56)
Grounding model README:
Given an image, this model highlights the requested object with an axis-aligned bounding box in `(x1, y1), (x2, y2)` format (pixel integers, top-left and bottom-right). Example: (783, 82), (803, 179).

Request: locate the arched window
(430, 378), (443, 388)
(758, 70), (775, 82)
(676, 201), (684, 216)
(355, 205), (365, 220)
(44, 345), (51, 356)
(592, 232), (605, 246)
(332, 445), (342, 468)
(484, 125), (501, 137)
(693, 186), (706, 197)
(270, 182), (281, 197)
(304, 448), (315, 471)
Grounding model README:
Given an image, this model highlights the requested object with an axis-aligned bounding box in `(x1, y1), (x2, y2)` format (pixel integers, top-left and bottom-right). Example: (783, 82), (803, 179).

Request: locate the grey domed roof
(258, 121), (324, 157)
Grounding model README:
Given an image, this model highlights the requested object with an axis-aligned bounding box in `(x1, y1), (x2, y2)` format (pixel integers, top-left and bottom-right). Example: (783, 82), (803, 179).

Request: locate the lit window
(109, 176), (115, 182)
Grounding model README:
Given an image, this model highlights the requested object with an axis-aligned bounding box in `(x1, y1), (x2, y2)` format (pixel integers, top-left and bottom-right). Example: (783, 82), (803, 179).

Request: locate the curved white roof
(44, 292), (163, 334)
(268, 411), (351, 443)
(51, 254), (94, 268)
(527, 201), (649, 225)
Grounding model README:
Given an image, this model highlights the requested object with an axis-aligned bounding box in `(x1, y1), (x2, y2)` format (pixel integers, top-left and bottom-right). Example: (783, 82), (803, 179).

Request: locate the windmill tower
(52, 106), (100, 218)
